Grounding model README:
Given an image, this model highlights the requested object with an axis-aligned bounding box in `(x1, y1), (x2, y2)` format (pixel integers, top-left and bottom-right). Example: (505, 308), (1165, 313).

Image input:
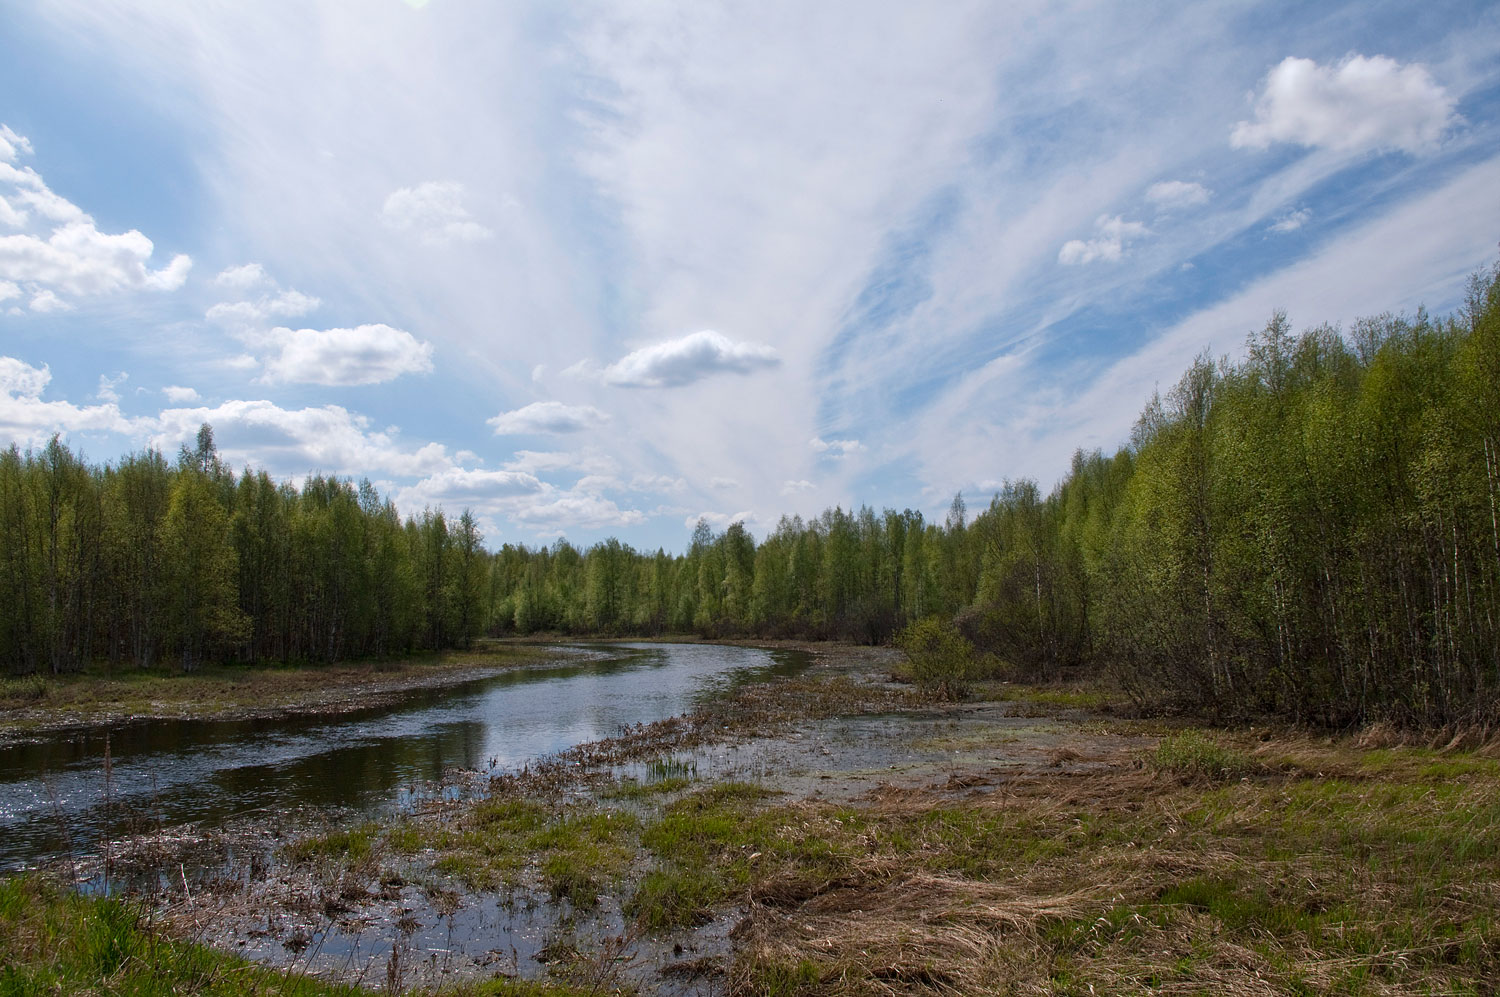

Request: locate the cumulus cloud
(1269, 207), (1312, 233)
(809, 436), (864, 456)
(390, 466), (545, 509)
(381, 181), (492, 244)
(206, 290), (320, 326)
(1058, 215), (1149, 265)
(488, 401), (610, 435)
(1146, 180), (1210, 209)
(0, 126), (191, 308)
(598, 330), (780, 388)
(260, 324), (434, 386)
(206, 264), (320, 327)
(1231, 55), (1458, 155)
(148, 399), (453, 477)
(780, 479), (815, 495)
(709, 477), (740, 490)
(514, 492), (645, 531)
(214, 263), (270, 290)
(0, 355), (132, 443)
(28, 288), (72, 313)
(0, 125), (33, 163)
(162, 385), (201, 403)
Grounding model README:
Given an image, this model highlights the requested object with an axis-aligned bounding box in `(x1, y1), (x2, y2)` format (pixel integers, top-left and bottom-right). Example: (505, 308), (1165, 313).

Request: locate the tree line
(3, 257), (1497, 725)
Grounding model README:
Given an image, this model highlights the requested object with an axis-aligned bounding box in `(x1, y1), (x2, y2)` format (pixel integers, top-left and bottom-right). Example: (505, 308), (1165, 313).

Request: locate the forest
(2, 258), (1497, 727)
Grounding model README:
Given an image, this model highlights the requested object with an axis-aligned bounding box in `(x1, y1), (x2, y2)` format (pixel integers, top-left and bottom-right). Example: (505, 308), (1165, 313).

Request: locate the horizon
(3, 1), (1499, 551)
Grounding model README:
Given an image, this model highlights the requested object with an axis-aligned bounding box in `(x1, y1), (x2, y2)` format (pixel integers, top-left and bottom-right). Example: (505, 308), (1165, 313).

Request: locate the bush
(897, 617), (977, 700)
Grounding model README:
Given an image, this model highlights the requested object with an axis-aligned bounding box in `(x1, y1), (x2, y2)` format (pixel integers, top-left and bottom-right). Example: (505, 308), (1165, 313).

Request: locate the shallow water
(0, 643), (807, 870)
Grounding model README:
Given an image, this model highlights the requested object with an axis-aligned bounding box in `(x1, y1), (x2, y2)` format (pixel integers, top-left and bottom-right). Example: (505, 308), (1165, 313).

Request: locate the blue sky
(3, 1), (1499, 552)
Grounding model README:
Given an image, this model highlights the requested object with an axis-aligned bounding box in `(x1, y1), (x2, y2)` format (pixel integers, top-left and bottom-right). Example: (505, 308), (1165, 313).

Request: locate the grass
(0, 873), (367, 996)
(707, 734), (1500, 994)
(1148, 729), (1262, 780)
(0, 872), (632, 996)
(421, 798), (640, 907)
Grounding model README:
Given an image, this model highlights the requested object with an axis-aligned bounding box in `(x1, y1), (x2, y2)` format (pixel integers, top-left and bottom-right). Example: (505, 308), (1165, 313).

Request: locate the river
(0, 642), (807, 871)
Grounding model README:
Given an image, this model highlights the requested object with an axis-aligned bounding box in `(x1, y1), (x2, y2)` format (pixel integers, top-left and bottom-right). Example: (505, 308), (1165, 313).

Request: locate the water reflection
(0, 642), (806, 869)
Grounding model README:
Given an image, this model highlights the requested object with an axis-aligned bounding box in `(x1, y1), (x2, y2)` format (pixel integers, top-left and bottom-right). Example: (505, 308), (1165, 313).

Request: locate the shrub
(897, 617), (977, 700)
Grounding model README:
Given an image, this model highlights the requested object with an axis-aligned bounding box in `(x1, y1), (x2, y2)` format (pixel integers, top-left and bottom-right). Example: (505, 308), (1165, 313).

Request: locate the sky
(2, 1), (1499, 552)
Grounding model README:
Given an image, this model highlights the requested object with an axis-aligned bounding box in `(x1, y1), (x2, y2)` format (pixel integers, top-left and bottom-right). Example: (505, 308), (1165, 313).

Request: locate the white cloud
(488, 401), (610, 435)
(0, 128), (191, 307)
(515, 492), (645, 531)
(1145, 180), (1210, 209)
(215, 263), (270, 290)
(1231, 55), (1458, 155)
(391, 466), (545, 510)
(28, 288), (72, 313)
(502, 449), (619, 476)
(630, 472), (686, 493)
(780, 479), (815, 495)
(0, 355), (133, 443)
(0, 125), (34, 162)
(0, 280), (19, 302)
(162, 385), (200, 403)
(709, 476), (740, 490)
(96, 372), (127, 403)
(0, 356), (53, 399)
(381, 180), (492, 244)
(206, 289), (320, 326)
(598, 330), (781, 388)
(1269, 207), (1311, 233)
(809, 436), (864, 456)
(148, 399), (453, 477)
(1058, 215), (1149, 265)
(260, 323), (434, 385)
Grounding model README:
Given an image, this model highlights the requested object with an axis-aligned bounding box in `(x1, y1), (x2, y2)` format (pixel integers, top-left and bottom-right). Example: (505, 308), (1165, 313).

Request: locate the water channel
(0, 642), (807, 871)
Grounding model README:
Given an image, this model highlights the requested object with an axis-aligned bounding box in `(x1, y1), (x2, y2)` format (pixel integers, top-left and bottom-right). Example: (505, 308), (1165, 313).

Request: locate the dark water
(0, 643), (806, 871)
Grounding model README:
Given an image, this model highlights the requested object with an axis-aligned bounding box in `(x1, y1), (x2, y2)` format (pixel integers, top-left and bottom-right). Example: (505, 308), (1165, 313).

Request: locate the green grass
(0, 874), (367, 996)
(421, 798), (640, 906)
(0, 873), (631, 996)
(1149, 730), (1260, 780)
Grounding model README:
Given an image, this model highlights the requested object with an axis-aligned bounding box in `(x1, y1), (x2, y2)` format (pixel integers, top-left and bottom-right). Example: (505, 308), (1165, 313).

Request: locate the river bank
(6, 643), (1500, 995)
(0, 643), (583, 744)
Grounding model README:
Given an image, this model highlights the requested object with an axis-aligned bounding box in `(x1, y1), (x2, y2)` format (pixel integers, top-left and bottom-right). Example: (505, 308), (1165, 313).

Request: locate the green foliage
(5, 253), (1500, 729)
(898, 616), (976, 699)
